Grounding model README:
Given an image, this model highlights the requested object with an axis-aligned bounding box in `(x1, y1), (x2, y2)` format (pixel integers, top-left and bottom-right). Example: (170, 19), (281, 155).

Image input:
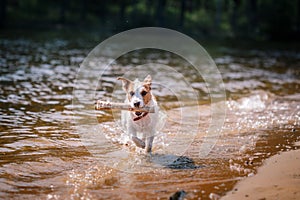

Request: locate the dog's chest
(131, 114), (153, 131)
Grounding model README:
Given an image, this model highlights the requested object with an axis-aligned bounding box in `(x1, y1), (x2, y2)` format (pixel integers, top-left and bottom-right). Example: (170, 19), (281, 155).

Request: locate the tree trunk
(155, 0), (166, 26)
(0, 0), (7, 28)
(297, 0), (300, 34)
(247, 0), (257, 33)
(230, 0), (240, 35)
(179, 0), (186, 28)
(98, 0), (107, 23)
(60, 0), (68, 24)
(215, 0), (222, 30)
(81, 0), (87, 22)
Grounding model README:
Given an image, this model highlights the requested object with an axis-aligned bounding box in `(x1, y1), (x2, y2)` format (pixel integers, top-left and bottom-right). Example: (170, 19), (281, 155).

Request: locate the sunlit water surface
(0, 39), (299, 199)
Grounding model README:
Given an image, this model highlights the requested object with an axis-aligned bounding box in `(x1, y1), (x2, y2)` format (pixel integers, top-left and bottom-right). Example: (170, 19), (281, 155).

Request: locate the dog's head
(117, 75), (152, 116)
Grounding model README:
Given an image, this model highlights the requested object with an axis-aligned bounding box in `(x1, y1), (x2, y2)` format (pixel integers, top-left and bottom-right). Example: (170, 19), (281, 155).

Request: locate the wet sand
(222, 148), (300, 200)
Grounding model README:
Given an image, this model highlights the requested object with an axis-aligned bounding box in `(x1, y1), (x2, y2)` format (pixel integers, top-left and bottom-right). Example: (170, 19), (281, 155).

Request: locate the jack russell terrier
(117, 75), (159, 153)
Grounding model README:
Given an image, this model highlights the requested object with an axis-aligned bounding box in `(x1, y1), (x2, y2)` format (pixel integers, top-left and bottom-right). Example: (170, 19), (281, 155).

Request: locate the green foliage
(1, 0), (299, 41)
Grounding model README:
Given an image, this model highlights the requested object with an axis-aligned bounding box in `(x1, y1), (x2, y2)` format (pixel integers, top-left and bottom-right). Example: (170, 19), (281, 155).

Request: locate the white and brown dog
(117, 75), (158, 153)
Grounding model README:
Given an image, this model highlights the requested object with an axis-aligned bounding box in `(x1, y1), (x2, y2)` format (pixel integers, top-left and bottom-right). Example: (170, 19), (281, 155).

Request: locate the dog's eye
(141, 91), (147, 96)
(129, 91), (135, 96)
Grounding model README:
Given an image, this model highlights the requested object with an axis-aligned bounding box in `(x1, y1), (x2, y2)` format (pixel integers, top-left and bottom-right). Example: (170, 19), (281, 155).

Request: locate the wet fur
(118, 75), (158, 153)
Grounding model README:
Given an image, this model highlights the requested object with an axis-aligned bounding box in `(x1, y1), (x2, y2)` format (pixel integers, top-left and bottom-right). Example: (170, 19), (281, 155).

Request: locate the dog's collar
(133, 112), (149, 121)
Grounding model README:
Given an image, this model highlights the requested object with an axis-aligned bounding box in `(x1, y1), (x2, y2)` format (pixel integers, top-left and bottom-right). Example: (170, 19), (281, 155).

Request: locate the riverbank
(222, 146), (300, 200)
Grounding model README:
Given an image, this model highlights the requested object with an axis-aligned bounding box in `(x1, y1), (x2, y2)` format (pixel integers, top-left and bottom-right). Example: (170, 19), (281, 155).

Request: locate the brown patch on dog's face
(140, 85), (151, 105)
(142, 75), (152, 105)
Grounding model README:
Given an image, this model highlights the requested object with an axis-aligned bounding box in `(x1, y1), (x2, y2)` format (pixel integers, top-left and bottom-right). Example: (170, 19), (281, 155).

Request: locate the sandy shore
(221, 148), (300, 200)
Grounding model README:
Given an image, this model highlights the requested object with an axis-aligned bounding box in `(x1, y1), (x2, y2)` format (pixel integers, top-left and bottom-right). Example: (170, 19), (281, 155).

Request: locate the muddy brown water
(0, 39), (299, 199)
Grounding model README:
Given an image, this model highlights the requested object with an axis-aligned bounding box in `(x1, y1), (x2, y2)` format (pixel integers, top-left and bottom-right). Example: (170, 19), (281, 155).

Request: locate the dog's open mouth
(135, 111), (142, 116)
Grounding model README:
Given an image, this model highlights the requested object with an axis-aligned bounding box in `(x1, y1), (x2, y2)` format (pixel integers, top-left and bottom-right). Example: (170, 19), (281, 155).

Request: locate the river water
(0, 38), (299, 199)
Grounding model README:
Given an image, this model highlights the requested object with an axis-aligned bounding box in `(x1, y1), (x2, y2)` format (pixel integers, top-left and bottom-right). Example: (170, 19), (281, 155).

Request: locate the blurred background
(1, 0), (300, 41)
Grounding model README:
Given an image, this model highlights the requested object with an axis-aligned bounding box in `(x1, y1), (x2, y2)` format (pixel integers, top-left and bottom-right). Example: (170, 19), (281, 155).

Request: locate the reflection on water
(0, 38), (299, 199)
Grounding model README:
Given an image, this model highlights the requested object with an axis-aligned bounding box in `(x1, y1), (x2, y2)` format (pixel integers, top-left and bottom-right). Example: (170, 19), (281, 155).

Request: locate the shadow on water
(150, 154), (204, 170)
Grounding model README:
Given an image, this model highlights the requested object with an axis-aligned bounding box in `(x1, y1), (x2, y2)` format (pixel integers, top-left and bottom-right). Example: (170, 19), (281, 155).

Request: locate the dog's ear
(117, 77), (132, 92)
(143, 75), (152, 88)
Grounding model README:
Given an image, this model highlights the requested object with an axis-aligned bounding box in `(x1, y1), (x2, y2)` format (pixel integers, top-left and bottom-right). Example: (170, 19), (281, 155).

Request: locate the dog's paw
(132, 137), (145, 149)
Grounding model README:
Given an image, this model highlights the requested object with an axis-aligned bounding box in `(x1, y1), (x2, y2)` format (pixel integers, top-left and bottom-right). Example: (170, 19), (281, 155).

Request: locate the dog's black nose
(134, 102), (140, 107)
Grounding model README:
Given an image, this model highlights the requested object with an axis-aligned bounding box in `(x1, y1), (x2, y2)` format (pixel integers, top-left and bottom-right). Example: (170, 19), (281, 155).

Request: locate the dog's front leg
(132, 137), (145, 149)
(142, 132), (146, 144)
(129, 126), (145, 149)
(145, 131), (155, 153)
